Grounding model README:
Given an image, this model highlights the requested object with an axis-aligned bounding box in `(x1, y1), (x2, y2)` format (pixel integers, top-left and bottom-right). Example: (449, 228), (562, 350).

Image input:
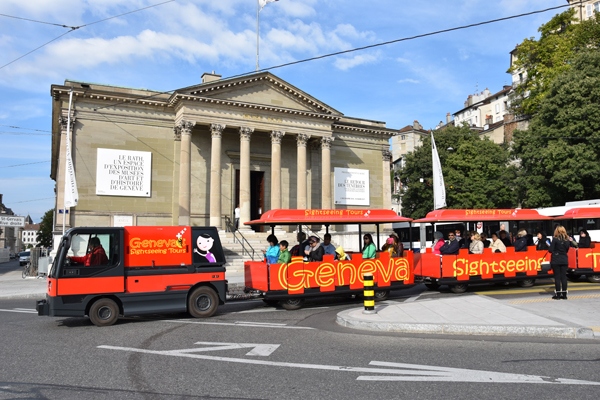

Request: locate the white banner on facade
(96, 149), (152, 197)
(334, 167), (370, 206)
(0, 215), (25, 227)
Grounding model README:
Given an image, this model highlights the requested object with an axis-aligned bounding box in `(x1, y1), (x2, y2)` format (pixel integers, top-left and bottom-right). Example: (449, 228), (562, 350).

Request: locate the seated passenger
(307, 236), (324, 262)
(381, 237), (397, 257)
(440, 232), (460, 255)
(469, 232), (484, 254)
(480, 232), (491, 248)
(262, 234), (280, 264)
(578, 229), (592, 248)
(432, 231), (445, 255)
(322, 233), (337, 257)
(490, 233), (507, 253)
(514, 229), (529, 252)
(69, 237), (108, 266)
(499, 230), (512, 247)
(361, 234), (377, 259)
(335, 246), (351, 261)
(536, 231), (550, 251)
(278, 240), (291, 264)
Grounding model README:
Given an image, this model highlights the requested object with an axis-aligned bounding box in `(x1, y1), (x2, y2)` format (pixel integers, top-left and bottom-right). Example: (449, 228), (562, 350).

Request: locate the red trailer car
(413, 209), (553, 293)
(243, 209), (414, 309)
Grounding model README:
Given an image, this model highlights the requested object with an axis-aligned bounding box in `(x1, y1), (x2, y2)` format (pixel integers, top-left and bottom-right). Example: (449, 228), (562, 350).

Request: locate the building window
(401, 135), (406, 140)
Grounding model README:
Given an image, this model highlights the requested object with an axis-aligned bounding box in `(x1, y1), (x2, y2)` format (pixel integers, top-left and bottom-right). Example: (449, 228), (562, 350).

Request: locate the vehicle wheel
(89, 298), (119, 327)
(449, 283), (468, 294)
(517, 279), (535, 287)
(279, 298), (304, 310)
(567, 272), (580, 282)
(424, 282), (440, 291)
(188, 286), (219, 318)
(374, 290), (389, 301)
(587, 274), (600, 283)
(22, 267), (27, 279)
(262, 299), (279, 307)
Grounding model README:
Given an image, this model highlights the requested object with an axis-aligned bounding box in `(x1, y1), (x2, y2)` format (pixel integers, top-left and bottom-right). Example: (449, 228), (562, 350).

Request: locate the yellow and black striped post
(363, 273), (376, 314)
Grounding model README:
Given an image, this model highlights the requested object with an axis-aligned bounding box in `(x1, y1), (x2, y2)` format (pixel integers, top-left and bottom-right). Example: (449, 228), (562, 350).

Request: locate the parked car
(9, 252), (16, 259)
(19, 251), (31, 266)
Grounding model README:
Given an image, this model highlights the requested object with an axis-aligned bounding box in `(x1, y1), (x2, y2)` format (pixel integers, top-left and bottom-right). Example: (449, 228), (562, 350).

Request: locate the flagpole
(63, 88), (74, 235)
(256, 0), (260, 71)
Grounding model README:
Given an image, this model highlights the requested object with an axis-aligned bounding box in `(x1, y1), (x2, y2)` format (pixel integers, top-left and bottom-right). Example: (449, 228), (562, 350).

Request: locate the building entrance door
(235, 170), (265, 232)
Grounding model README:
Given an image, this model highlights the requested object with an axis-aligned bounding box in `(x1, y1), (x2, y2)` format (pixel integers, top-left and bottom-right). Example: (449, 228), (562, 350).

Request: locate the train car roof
(412, 208), (552, 223)
(244, 209), (412, 226)
(554, 207), (600, 220)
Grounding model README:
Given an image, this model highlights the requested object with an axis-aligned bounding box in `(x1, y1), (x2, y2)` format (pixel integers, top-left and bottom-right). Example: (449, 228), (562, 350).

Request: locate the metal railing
(224, 217), (259, 261)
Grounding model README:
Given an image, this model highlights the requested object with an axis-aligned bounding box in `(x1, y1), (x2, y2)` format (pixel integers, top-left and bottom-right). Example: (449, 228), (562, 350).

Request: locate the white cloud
(333, 52), (379, 71)
(397, 78), (420, 84)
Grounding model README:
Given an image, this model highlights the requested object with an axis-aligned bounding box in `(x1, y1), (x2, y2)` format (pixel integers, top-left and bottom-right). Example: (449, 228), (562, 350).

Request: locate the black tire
(517, 279), (535, 287)
(279, 298), (304, 310)
(262, 299), (279, 307)
(22, 266), (27, 279)
(567, 272), (580, 282)
(89, 298), (119, 327)
(587, 274), (600, 283)
(424, 282), (440, 291)
(449, 283), (468, 294)
(374, 290), (389, 301)
(188, 286), (219, 318)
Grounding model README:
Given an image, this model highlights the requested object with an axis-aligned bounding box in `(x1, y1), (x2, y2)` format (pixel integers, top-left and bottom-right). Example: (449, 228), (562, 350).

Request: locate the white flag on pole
(64, 89), (79, 208)
(259, 0), (279, 10)
(431, 132), (446, 210)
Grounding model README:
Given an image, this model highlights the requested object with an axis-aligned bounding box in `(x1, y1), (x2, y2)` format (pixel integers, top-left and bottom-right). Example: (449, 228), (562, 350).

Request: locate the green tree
(398, 125), (517, 219)
(512, 50), (600, 207)
(37, 209), (54, 248)
(509, 9), (600, 116)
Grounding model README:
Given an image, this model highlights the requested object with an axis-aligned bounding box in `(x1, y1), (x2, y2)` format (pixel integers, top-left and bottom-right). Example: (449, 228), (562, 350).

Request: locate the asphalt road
(1, 289), (600, 400)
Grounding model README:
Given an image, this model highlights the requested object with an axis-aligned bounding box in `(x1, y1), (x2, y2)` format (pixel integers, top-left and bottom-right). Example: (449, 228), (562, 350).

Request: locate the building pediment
(172, 72), (342, 116)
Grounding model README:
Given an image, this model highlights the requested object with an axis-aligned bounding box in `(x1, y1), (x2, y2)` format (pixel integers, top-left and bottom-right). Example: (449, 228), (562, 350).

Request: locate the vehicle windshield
(19, 251), (30, 257)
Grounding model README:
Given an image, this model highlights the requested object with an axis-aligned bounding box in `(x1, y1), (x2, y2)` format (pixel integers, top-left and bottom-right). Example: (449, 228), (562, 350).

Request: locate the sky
(0, 0), (569, 223)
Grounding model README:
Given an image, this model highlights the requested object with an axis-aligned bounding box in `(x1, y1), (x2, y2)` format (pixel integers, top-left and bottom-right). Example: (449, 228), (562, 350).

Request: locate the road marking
(0, 308), (37, 314)
(165, 319), (314, 330)
(98, 343), (600, 385)
(236, 308), (285, 313)
(176, 342), (281, 356)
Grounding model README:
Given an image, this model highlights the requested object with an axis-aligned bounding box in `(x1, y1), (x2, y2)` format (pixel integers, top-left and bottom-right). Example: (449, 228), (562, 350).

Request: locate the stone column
(382, 149), (393, 214)
(57, 114), (76, 230)
(239, 126), (254, 231)
(209, 123), (225, 228)
(321, 136), (334, 209)
(296, 133), (310, 209)
(176, 120), (196, 226)
(270, 131), (285, 210)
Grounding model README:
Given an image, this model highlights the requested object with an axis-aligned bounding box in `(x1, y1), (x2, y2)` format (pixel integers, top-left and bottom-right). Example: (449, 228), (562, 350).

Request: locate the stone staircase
(218, 230), (303, 276)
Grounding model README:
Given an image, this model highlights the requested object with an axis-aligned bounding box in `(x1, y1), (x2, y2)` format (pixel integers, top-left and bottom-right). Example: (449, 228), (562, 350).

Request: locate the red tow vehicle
(243, 209), (414, 309)
(412, 209), (553, 293)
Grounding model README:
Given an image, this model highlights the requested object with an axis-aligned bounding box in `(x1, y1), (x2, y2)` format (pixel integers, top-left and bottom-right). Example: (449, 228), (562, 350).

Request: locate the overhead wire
(0, 0), (176, 71)
(93, 2), (572, 111)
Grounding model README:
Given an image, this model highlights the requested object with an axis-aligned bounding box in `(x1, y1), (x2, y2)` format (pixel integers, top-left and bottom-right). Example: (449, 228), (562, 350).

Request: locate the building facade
(51, 72), (394, 233)
(568, 0), (600, 20)
(21, 223), (40, 248)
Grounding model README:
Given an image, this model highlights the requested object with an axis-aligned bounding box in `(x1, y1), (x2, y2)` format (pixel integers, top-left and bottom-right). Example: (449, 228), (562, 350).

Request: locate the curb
(335, 309), (598, 340)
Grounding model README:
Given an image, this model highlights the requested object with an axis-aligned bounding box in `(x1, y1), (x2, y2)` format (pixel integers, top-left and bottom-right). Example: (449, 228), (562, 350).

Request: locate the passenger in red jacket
(69, 237), (108, 266)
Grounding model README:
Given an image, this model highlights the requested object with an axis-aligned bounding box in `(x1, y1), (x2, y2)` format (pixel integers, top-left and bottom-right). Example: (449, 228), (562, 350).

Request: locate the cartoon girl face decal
(194, 233), (216, 263)
(196, 234), (214, 252)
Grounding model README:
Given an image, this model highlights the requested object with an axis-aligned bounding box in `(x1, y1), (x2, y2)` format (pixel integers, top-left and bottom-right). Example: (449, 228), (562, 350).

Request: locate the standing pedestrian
(234, 204), (240, 231)
(549, 225), (572, 300)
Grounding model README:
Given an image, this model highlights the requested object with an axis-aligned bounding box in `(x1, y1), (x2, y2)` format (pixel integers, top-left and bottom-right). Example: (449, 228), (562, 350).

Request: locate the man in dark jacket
(440, 232), (460, 255)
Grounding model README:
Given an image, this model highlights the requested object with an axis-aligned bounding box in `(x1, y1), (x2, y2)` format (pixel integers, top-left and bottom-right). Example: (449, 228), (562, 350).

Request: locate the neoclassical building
(50, 71), (394, 232)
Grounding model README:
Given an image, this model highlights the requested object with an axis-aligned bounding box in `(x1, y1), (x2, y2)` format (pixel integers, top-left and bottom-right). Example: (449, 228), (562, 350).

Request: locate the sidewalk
(337, 288), (600, 340)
